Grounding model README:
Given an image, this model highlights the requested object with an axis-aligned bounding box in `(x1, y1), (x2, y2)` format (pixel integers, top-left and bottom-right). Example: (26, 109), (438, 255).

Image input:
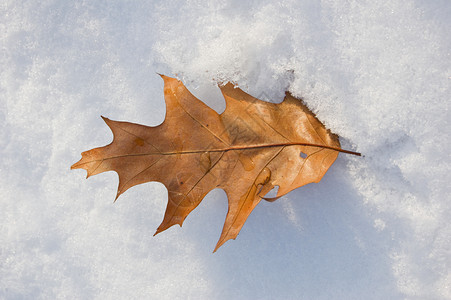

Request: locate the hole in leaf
(263, 185), (279, 198)
(300, 152), (307, 159)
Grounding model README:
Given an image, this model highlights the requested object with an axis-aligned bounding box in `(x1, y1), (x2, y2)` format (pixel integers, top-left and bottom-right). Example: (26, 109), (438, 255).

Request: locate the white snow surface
(1, 1), (450, 299)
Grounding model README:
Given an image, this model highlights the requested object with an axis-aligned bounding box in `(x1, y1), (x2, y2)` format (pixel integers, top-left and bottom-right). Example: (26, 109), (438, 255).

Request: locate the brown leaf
(71, 75), (360, 252)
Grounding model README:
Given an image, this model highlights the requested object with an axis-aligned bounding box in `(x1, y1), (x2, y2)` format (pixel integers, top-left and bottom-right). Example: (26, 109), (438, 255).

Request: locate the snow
(1, 0), (450, 299)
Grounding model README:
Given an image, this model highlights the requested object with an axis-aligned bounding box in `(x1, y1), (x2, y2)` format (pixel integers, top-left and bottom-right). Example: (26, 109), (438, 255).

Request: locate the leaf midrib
(75, 142), (360, 167)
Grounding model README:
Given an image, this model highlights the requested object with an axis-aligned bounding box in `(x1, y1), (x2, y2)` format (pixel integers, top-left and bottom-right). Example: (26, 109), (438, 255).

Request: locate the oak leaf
(71, 75), (360, 252)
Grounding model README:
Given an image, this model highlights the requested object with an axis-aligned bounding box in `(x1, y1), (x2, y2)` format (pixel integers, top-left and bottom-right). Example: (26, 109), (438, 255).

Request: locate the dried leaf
(71, 75), (360, 252)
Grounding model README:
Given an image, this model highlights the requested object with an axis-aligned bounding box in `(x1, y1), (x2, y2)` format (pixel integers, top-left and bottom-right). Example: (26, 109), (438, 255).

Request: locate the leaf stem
(218, 143), (361, 156)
